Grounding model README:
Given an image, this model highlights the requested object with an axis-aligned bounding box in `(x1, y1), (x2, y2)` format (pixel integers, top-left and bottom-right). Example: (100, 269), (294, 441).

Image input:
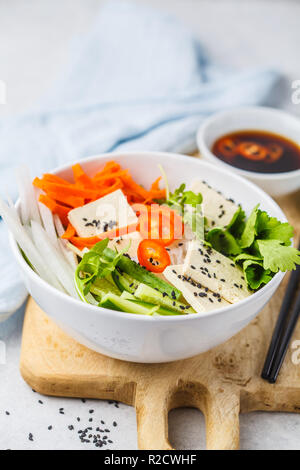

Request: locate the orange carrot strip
(36, 180), (100, 199)
(99, 161), (121, 174)
(150, 177), (162, 192)
(92, 170), (129, 184)
(97, 178), (124, 197)
(62, 223), (76, 240)
(72, 163), (96, 189)
(42, 174), (72, 185)
(45, 191), (84, 208)
(120, 173), (149, 200)
(39, 194), (70, 226)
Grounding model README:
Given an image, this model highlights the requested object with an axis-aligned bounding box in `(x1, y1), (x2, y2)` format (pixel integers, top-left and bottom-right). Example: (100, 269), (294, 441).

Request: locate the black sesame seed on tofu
(194, 292), (198, 297)
(190, 265), (196, 270)
(230, 263), (235, 267)
(199, 292), (207, 297)
(220, 278), (225, 282)
(216, 260), (221, 264)
(209, 298), (214, 303)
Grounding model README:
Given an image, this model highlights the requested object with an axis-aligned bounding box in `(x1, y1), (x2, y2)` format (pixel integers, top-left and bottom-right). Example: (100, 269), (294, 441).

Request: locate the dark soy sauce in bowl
(212, 130), (300, 174)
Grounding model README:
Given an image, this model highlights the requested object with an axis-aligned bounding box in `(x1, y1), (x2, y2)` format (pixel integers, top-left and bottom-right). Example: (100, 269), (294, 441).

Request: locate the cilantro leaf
(234, 252), (263, 264)
(240, 204), (260, 248)
(257, 239), (300, 272)
(256, 210), (293, 245)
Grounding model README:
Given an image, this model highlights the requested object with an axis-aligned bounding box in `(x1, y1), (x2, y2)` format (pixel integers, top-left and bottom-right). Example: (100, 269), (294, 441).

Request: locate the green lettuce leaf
(206, 228), (241, 256)
(227, 206), (246, 239)
(75, 238), (129, 301)
(242, 259), (273, 290)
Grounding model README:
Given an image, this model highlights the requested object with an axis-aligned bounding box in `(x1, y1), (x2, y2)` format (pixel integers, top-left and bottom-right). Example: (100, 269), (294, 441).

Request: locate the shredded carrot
(150, 177), (162, 192)
(42, 174), (72, 185)
(72, 163), (96, 189)
(34, 160), (166, 227)
(62, 223), (76, 240)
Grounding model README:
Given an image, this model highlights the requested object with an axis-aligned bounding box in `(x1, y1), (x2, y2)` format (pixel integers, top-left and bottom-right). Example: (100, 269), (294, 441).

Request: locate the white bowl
(10, 152), (287, 363)
(197, 107), (300, 197)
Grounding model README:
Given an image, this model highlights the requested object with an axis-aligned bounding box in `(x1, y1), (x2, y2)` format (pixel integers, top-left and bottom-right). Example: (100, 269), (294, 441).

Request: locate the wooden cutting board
(20, 189), (300, 450)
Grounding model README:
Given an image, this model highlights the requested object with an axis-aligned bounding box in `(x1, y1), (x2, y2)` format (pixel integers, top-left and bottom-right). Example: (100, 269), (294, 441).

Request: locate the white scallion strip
(31, 221), (78, 298)
(36, 189), (57, 245)
(0, 198), (63, 290)
(16, 166), (41, 225)
(53, 215), (78, 269)
(58, 238), (78, 270)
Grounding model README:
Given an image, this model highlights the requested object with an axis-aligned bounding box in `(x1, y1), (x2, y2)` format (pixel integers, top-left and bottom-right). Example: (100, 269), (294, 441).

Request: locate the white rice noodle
(0, 198), (62, 291)
(31, 221), (78, 298)
(16, 166), (41, 225)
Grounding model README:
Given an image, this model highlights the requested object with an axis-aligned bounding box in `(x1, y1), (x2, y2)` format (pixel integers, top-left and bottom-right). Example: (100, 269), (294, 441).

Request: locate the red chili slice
(217, 138), (238, 159)
(237, 142), (267, 161)
(265, 143), (283, 163)
(137, 239), (171, 273)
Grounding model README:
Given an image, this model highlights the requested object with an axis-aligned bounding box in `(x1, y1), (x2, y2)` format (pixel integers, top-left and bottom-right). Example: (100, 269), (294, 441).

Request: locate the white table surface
(0, 0), (300, 450)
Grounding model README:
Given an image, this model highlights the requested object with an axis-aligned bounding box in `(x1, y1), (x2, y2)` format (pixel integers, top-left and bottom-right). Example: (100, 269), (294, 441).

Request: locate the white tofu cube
(68, 189), (138, 238)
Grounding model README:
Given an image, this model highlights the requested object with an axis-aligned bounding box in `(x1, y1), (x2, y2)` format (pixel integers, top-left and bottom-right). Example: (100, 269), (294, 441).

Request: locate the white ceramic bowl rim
(198, 106), (300, 180)
(9, 151), (286, 323)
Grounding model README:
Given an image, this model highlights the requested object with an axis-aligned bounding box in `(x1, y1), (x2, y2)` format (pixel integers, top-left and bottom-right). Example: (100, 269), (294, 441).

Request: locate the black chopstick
(261, 242), (300, 383)
(267, 290), (300, 383)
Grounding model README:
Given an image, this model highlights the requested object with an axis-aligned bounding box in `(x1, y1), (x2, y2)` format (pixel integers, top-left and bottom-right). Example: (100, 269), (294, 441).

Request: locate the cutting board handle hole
(168, 408), (206, 450)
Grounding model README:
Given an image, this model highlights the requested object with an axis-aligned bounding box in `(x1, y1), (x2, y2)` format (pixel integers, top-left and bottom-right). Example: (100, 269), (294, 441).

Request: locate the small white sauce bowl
(197, 107), (300, 197)
(9, 152), (287, 363)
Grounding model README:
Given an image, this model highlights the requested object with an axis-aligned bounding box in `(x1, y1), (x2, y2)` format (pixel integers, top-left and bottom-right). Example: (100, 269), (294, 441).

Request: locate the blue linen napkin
(0, 0), (282, 320)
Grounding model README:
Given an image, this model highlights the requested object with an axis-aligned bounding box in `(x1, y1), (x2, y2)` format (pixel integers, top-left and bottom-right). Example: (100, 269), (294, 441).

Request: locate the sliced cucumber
(120, 291), (136, 301)
(100, 293), (158, 315)
(90, 277), (121, 300)
(101, 292), (182, 316)
(134, 283), (195, 314)
(103, 248), (181, 299)
(112, 269), (139, 294)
